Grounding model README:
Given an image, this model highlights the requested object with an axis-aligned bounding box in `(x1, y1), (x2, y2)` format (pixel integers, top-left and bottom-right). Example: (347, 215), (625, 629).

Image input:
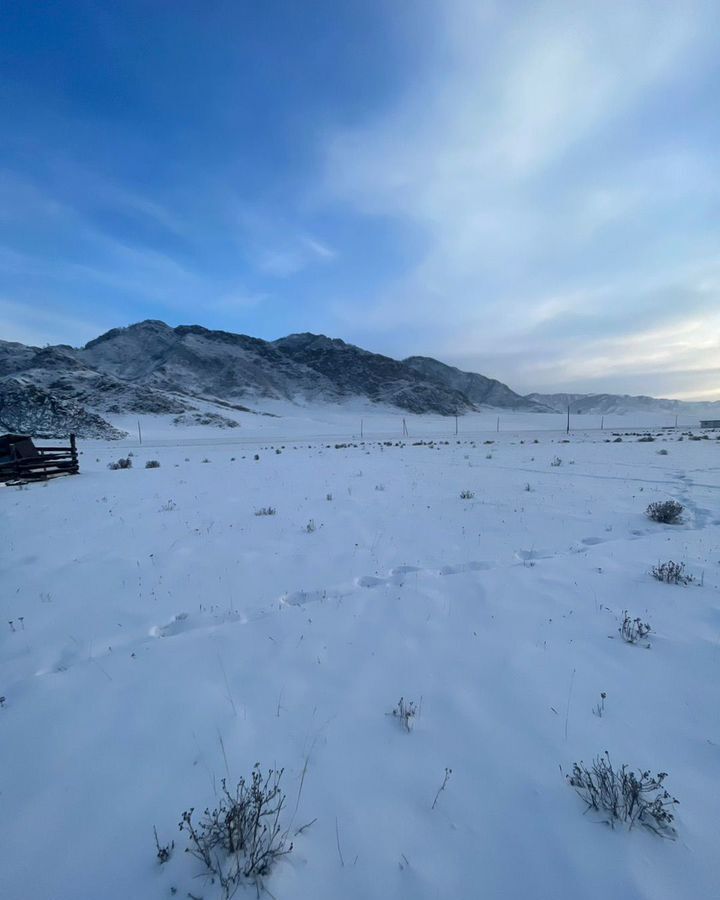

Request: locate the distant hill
(525, 391), (720, 416)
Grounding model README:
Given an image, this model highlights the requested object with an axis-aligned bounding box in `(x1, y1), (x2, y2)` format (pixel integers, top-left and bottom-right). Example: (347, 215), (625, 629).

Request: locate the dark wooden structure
(700, 420), (720, 429)
(0, 433), (79, 484)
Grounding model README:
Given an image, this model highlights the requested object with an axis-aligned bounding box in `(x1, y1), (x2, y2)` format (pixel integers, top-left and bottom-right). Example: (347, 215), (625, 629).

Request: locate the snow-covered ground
(2, 415), (719, 899)
(106, 400), (706, 447)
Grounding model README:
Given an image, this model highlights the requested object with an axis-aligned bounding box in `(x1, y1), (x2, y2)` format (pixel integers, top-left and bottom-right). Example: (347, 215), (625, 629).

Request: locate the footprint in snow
(150, 613), (191, 637)
(36, 642), (82, 676)
(438, 561), (493, 575)
(150, 609), (245, 638)
(357, 575), (388, 588)
(514, 549), (552, 562)
(359, 562), (492, 586)
(281, 588), (346, 607)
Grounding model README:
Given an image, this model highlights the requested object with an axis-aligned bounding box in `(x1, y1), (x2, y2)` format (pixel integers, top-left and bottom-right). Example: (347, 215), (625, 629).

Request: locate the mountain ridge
(1, 319), (718, 437)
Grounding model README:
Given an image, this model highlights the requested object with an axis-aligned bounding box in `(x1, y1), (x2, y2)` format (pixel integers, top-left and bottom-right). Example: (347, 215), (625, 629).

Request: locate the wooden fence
(0, 434), (79, 484)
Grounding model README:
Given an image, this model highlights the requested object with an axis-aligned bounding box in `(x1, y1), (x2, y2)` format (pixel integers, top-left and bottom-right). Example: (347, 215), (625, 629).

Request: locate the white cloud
(0, 297), (111, 348)
(321, 0), (720, 395)
(253, 235), (334, 277)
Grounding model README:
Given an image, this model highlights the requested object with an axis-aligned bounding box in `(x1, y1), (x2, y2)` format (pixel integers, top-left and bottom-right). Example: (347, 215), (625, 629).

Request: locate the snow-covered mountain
(404, 356), (549, 411)
(526, 392), (720, 416)
(0, 378), (127, 439)
(75, 321), (479, 414)
(0, 321), (546, 437)
(2, 319), (717, 439)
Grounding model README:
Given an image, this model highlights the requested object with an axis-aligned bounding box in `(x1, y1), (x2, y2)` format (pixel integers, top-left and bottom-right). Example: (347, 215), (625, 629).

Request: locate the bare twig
(335, 817), (345, 867)
(431, 768), (452, 810)
(216, 652), (237, 717)
(564, 668), (576, 742)
(294, 818), (317, 836)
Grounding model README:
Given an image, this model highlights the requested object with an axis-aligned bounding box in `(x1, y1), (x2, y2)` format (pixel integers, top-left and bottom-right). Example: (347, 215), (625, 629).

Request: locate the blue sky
(1, 1), (719, 398)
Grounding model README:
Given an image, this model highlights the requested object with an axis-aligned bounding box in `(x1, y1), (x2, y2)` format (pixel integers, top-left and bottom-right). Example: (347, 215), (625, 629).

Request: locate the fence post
(70, 433), (78, 473)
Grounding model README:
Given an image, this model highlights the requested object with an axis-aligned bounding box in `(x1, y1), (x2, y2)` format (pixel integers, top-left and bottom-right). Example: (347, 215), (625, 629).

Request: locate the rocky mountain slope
(1, 321), (545, 436)
(271, 333), (478, 414)
(0, 378), (127, 439)
(404, 356), (549, 411)
(3, 319), (715, 438)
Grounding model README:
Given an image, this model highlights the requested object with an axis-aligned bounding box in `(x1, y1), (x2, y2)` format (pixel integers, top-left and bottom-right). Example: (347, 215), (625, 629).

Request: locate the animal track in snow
(438, 561), (493, 575)
(358, 561), (493, 587)
(281, 587), (347, 607)
(150, 609), (246, 638)
(514, 548), (552, 563)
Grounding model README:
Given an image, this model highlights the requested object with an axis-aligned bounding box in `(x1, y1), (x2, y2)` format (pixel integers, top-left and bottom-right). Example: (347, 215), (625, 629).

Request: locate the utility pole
(402, 418), (408, 437)
(360, 419), (364, 439)
(496, 416), (500, 433)
(137, 418), (143, 445)
(600, 415), (604, 431)
(455, 415), (458, 436)
(566, 405), (570, 435)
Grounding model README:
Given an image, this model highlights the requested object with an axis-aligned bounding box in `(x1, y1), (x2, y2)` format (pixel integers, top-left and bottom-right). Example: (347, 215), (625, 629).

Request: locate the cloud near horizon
(1, 1), (719, 399)
(321, 1), (720, 398)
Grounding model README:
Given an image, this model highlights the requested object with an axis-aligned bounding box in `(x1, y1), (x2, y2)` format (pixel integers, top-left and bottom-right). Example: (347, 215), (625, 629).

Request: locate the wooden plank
(33, 446), (74, 452)
(0, 462), (78, 475)
(7, 459), (74, 469)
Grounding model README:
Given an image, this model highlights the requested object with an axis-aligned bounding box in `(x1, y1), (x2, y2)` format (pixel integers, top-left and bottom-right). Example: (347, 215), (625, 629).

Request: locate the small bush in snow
(178, 767), (292, 893)
(620, 611), (651, 645)
(108, 457), (132, 470)
(325, 493), (333, 501)
(550, 456), (562, 467)
(459, 490), (475, 500)
(153, 826), (174, 864)
(304, 519), (316, 533)
(638, 435), (655, 442)
(651, 560), (693, 585)
(646, 500), (683, 524)
(656, 448), (669, 456)
(254, 507), (277, 517)
(567, 752), (678, 836)
(592, 692), (607, 718)
(391, 696), (417, 732)
(145, 460), (161, 469)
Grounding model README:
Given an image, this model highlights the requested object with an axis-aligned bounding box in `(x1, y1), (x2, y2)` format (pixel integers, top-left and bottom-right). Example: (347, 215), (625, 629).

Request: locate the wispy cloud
(321, 0), (720, 396)
(252, 235), (335, 277)
(0, 297), (111, 348)
(233, 205), (336, 277)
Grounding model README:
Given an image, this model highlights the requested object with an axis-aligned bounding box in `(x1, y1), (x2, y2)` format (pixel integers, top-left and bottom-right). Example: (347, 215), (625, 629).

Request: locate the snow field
(1, 426), (719, 899)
